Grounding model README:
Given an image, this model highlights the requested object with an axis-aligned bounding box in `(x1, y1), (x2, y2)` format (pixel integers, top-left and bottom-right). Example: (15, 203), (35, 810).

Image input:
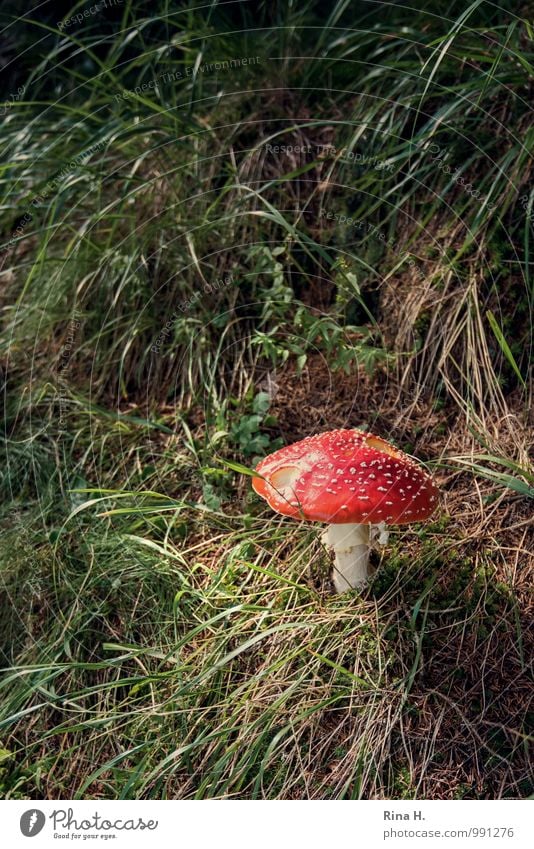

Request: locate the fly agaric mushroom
(252, 429), (438, 592)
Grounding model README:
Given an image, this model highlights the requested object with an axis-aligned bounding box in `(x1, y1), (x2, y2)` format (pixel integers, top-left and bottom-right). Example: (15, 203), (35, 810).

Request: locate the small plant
(252, 306), (388, 375)
(229, 391), (283, 459)
(293, 305), (389, 375)
(248, 244), (294, 323)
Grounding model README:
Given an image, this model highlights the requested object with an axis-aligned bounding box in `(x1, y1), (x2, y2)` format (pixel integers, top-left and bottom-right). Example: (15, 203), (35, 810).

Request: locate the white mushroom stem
(322, 523), (371, 593)
(322, 521), (390, 593)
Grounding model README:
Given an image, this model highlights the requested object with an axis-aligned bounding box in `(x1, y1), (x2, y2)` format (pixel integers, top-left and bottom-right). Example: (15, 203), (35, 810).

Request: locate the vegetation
(0, 0), (532, 799)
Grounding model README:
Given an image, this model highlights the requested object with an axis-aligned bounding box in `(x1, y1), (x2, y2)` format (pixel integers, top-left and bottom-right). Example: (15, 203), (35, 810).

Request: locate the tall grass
(0, 0), (532, 799)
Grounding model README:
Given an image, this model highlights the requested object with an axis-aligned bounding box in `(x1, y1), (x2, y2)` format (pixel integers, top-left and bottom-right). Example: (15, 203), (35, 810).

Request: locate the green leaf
(252, 392), (271, 415)
(217, 459), (261, 477)
(486, 310), (526, 388)
(296, 354), (307, 373)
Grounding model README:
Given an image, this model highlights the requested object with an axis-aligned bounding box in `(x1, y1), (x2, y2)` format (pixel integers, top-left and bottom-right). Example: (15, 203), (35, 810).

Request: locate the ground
(0, 0), (532, 800)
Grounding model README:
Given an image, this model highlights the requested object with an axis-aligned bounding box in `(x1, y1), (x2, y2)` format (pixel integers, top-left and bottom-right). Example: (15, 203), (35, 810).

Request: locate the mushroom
(252, 429), (439, 593)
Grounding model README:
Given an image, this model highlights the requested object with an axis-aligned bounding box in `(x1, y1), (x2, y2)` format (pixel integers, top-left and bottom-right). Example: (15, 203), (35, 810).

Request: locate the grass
(0, 0), (532, 799)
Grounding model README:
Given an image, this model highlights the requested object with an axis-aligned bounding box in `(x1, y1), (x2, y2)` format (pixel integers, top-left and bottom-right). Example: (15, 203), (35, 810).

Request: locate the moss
(391, 765), (417, 799)
(419, 514), (452, 537)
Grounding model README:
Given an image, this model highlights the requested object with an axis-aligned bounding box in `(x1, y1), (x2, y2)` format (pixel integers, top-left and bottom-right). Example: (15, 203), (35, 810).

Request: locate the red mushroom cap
(252, 429), (438, 524)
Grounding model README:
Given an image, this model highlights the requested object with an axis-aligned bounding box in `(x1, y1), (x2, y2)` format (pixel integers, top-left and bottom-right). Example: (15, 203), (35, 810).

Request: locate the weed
(0, 0), (531, 801)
